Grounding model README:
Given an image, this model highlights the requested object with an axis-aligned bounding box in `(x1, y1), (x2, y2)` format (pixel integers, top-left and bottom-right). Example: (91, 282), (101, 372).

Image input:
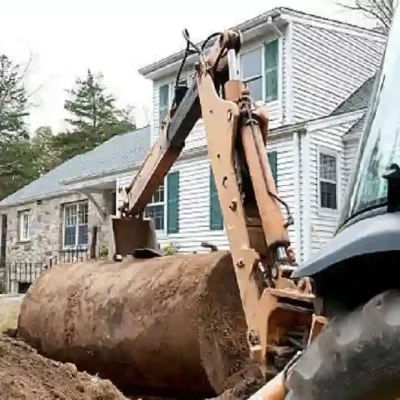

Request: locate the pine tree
(0, 54), (29, 142)
(31, 126), (61, 175)
(58, 69), (136, 162)
(64, 69), (130, 134)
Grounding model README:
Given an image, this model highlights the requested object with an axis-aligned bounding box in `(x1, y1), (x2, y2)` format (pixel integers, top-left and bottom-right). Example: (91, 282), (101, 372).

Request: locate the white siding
(291, 22), (385, 122)
(116, 134), (297, 255)
(308, 121), (354, 256)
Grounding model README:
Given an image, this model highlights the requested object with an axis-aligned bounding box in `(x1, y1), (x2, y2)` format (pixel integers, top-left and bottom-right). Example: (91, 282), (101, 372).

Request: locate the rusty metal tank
(17, 251), (251, 398)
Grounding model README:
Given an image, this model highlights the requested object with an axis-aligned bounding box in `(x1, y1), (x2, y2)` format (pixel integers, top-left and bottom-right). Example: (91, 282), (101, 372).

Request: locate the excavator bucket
(110, 216), (160, 258)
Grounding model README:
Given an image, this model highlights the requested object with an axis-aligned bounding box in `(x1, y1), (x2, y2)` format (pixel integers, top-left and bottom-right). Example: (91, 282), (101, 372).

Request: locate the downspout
(303, 131), (312, 261)
(293, 130), (302, 261)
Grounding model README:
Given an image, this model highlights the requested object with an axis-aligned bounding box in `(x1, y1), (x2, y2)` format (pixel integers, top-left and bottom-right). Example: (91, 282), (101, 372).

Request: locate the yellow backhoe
(15, 4), (400, 399)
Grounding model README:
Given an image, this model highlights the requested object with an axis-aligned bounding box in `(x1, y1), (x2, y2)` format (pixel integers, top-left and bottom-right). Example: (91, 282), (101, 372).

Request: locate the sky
(0, 0), (373, 134)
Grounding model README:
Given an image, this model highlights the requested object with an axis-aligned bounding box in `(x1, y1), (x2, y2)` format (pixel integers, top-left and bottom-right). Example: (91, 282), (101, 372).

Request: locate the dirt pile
(18, 251), (253, 398)
(0, 333), (128, 400)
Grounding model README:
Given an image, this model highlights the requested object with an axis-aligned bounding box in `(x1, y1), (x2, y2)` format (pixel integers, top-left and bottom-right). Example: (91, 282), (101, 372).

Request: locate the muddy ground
(0, 333), (128, 400)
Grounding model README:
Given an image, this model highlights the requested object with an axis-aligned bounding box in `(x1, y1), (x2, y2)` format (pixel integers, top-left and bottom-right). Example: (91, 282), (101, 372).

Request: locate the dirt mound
(0, 333), (127, 400)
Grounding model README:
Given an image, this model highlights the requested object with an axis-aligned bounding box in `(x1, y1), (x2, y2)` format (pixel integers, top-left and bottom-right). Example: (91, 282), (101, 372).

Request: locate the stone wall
(2, 190), (115, 266)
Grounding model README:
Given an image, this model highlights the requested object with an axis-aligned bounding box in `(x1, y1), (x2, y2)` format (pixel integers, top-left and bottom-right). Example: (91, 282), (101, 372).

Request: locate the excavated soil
(0, 333), (128, 400)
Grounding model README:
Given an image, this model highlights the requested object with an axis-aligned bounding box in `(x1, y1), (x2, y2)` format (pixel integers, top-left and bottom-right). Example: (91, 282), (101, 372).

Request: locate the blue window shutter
(167, 172), (179, 234)
(210, 167), (224, 230)
(268, 151), (278, 184)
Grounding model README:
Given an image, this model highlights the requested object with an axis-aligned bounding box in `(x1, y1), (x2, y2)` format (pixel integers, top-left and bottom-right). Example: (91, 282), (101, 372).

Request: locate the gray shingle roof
(0, 126), (151, 208)
(346, 114), (366, 136)
(331, 74), (377, 116)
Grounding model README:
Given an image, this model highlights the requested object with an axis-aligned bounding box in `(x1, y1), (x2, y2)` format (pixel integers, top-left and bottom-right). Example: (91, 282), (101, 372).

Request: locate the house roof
(0, 126), (151, 208)
(138, 7), (386, 78)
(331, 74), (377, 116)
(346, 114), (366, 137)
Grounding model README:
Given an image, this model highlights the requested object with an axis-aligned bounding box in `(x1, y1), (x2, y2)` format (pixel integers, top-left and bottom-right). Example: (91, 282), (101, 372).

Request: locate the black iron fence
(5, 249), (93, 294)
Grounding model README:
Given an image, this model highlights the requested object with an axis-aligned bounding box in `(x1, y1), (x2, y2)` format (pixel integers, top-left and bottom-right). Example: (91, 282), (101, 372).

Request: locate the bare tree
(339, 0), (398, 33)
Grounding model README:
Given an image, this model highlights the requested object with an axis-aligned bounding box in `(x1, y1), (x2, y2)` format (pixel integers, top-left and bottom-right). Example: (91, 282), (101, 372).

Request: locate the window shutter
(210, 168), (224, 230)
(264, 39), (279, 102)
(268, 151), (278, 184)
(167, 172), (179, 234)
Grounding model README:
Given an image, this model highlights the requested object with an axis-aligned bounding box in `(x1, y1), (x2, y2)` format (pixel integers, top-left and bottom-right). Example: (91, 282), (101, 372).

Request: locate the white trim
(303, 134), (311, 260)
(293, 131), (302, 259)
(64, 177), (117, 192)
(278, 30), (284, 123)
(307, 109), (366, 132)
(18, 210), (31, 242)
(61, 162), (143, 185)
(146, 176), (167, 235)
(62, 200), (89, 250)
(317, 146), (340, 215)
(239, 36), (282, 106)
(286, 21), (294, 124)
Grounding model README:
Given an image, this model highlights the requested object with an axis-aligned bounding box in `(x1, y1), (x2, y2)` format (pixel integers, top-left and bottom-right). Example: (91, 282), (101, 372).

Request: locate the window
(319, 152), (338, 210)
(159, 84), (170, 126)
(242, 47), (263, 102)
(241, 39), (279, 103)
(63, 201), (89, 248)
(210, 168), (224, 230)
(146, 183), (165, 231)
(18, 210), (31, 241)
(145, 172), (180, 233)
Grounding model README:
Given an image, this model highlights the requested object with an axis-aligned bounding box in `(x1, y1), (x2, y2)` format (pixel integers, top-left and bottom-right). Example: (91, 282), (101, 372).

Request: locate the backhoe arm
(119, 30), (241, 217)
(115, 29), (313, 384)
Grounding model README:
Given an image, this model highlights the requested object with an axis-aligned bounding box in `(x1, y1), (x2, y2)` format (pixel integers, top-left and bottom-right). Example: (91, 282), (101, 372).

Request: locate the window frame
(145, 181), (166, 233)
(158, 75), (192, 130)
(18, 210), (31, 242)
(318, 147), (339, 212)
(62, 200), (89, 250)
(158, 83), (170, 128)
(240, 38), (280, 105)
(145, 171), (180, 235)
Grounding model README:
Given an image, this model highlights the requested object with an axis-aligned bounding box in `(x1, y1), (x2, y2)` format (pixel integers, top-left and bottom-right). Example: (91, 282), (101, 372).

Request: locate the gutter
(0, 189), (76, 210)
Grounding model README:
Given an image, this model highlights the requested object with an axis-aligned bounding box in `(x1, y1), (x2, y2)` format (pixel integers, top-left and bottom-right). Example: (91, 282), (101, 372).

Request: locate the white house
(114, 7), (386, 261)
(0, 7), (386, 280)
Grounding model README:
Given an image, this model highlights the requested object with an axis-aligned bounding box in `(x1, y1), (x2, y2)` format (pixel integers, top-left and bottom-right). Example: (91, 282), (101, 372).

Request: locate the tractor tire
(286, 289), (400, 400)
